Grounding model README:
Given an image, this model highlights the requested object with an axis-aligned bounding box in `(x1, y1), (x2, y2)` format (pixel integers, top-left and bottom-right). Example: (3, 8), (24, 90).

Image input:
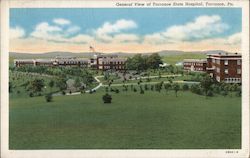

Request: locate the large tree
(200, 75), (214, 98)
(31, 79), (45, 94)
(146, 53), (163, 69)
(125, 53), (162, 71)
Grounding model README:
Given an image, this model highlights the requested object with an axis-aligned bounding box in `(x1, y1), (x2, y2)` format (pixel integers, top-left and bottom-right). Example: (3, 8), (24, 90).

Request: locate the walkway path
(53, 75), (199, 96)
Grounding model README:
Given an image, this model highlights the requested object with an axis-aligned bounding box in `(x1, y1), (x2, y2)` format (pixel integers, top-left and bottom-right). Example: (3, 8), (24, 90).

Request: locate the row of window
(99, 66), (124, 69)
(184, 62), (204, 66)
(99, 61), (125, 65)
(224, 78), (241, 83)
(212, 59), (241, 65)
(216, 68), (241, 74)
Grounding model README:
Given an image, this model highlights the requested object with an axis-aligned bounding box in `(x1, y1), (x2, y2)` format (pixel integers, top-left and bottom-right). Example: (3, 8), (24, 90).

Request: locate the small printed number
(226, 151), (239, 154)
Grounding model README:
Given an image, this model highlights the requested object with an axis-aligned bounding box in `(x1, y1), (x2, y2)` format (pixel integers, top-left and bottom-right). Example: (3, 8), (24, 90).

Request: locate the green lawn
(10, 88), (241, 149)
(163, 53), (206, 65)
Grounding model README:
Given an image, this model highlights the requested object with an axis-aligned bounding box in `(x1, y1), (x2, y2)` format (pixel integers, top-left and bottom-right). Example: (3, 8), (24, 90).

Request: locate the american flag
(89, 46), (95, 53)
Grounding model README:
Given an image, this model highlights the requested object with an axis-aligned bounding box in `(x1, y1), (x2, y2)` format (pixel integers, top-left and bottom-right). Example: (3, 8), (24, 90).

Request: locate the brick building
(14, 57), (88, 67)
(183, 59), (207, 72)
(206, 53), (241, 83)
(89, 54), (126, 70)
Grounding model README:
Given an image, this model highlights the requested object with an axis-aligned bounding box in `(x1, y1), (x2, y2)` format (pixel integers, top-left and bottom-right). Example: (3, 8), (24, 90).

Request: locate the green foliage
(182, 84), (189, 91)
(190, 84), (203, 95)
(29, 92), (34, 97)
(221, 90), (228, 97)
(200, 75), (214, 97)
(164, 83), (171, 94)
(207, 90), (214, 97)
(30, 79), (45, 94)
(102, 93), (112, 103)
(74, 77), (81, 88)
(172, 83), (180, 97)
(45, 93), (53, 102)
(125, 53), (163, 71)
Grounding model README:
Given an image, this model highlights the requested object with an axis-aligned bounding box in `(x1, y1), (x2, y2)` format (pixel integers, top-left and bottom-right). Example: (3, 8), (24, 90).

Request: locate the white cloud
(66, 26), (81, 34)
(113, 34), (140, 43)
(30, 21), (90, 44)
(227, 32), (241, 45)
(144, 15), (229, 44)
(53, 18), (71, 25)
(69, 34), (93, 43)
(10, 26), (25, 39)
(95, 19), (138, 42)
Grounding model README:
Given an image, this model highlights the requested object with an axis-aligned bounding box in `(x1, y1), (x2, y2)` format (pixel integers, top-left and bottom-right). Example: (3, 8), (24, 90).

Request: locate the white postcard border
(1, 0), (249, 158)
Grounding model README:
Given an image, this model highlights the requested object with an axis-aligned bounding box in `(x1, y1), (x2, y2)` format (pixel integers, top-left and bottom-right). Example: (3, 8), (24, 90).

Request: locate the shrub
(190, 84), (203, 95)
(182, 84), (189, 91)
(150, 85), (154, 91)
(115, 89), (120, 94)
(140, 89), (144, 94)
(133, 88), (137, 92)
(235, 90), (241, 97)
(45, 93), (53, 102)
(102, 93), (112, 103)
(105, 87), (109, 92)
(207, 90), (213, 97)
(29, 92), (34, 97)
(80, 90), (85, 94)
(221, 91), (228, 97)
(62, 91), (66, 95)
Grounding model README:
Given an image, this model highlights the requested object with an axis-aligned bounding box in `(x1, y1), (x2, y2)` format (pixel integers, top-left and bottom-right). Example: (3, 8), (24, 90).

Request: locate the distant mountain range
(9, 50), (234, 59)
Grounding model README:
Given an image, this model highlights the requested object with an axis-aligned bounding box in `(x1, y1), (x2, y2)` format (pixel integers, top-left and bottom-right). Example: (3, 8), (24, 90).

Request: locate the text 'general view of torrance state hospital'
(14, 47), (242, 84)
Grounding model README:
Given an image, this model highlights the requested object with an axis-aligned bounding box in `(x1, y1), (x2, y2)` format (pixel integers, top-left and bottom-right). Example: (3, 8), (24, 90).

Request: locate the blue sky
(10, 8), (241, 37)
(9, 8), (242, 53)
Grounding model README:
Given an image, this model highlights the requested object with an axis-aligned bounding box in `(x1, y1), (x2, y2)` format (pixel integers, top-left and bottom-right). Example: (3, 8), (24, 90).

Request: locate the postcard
(1, 0), (249, 157)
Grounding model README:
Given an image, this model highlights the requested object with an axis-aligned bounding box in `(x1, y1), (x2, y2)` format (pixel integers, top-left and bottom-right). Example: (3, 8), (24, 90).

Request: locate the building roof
(183, 59), (207, 63)
(207, 52), (241, 57)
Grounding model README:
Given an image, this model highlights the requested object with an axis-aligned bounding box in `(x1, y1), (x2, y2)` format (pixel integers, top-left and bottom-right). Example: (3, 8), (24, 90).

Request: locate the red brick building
(207, 53), (241, 83)
(89, 54), (126, 70)
(183, 59), (207, 72)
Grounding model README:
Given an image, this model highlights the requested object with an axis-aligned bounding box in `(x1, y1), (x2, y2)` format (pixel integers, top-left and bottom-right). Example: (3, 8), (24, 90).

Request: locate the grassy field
(162, 53), (206, 65)
(10, 87), (241, 149)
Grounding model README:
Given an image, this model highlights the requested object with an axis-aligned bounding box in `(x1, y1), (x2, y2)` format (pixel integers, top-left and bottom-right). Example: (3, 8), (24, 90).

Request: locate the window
(224, 69), (228, 74)
(216, 68), (220, 73)
(237, 69), (241, 74)
(224, 60), (228, 65)
(237, 60), (241, 65)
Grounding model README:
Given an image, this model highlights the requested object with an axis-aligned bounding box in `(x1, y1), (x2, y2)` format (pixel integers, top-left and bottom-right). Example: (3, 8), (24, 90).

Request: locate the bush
(207, 90), (213, 97)
(62, 91), (66, 95)
(102, 93), (112, 103)
(115, 89), (120, 94)
(190, 84), (203, 95)
(133, 88), (137, 92)
(235, 90), (241, 97)
(140, 89), (144, 94)
(182, 84), (189, 91)
(29, 92), (34, 97)
(221, 91), (228, 97)
(105, 87), (109, 92)
(45, 93), (53, 102)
